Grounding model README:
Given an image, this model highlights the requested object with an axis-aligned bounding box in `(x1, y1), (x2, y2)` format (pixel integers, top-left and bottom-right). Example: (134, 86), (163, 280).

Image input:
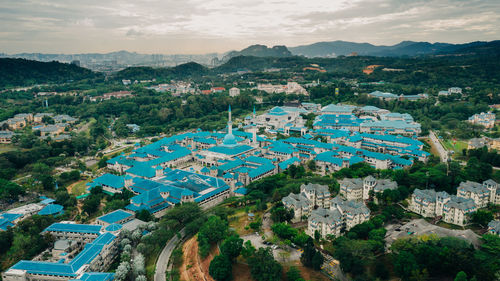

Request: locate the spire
(228, 105), (232, 135)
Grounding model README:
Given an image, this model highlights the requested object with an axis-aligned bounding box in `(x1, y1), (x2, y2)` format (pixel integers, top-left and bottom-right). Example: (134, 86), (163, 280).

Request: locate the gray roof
(339, 178), (363, 190)
(446, 196), (476, 212)
(301, 183), (330, 197)
(458, 181), (489, 194)
(309, 207), (342, 224)
(331, 196), (370, 216)
(282, 193), (310, 209)
(488, 220), (500, 234)
(373, 179), (398, 192)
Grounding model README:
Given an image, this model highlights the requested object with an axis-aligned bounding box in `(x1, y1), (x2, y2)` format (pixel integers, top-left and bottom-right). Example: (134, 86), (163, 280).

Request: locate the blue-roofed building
(3, 222), (119, 281)
(0, 213), (22, 231)
(87, 174), (125, 194)
(38, 204), (64, 216)
(367, 91), (398, 101)
(320, 104), (355, 115)
(96, 209), (134, 227)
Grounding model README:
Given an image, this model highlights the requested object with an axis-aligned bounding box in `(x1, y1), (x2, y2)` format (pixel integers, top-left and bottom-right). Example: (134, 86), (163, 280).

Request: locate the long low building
(2, 223), (118, 281)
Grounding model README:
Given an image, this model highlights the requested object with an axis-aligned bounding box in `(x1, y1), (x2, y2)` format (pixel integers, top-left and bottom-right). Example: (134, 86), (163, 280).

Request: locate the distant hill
(114, 61), (208, 80)
(223, 45), (292, 61)
(0, 58), (98, 88)
(288, 40), (500, 57)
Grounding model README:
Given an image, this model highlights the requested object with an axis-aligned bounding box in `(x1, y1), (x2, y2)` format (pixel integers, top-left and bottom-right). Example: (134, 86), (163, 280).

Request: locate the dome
(222, 133), (238, 147)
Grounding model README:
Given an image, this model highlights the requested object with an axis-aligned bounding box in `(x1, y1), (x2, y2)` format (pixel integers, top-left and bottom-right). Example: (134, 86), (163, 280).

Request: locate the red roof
(211, 87), (225, 91)
(201, 90), (212, 95)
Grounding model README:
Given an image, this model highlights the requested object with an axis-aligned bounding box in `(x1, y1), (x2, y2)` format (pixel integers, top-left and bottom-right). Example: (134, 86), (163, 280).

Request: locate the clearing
(180, 236), (218, 281)
(443, 139), (467, 157)
(67, 179), (91, 196)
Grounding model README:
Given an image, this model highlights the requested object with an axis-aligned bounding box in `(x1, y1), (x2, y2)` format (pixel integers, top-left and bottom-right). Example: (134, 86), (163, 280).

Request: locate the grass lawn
(0, 144), (17, 154)
(443, 139), (468, 157)
(68, 179), (91, 196)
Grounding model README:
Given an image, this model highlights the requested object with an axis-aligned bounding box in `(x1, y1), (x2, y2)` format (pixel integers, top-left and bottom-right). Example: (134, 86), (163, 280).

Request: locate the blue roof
(40, 198), (56, 205)
(44, 223), (102, 234)
(207, 144), (254, 156)
(11, 230), (116, 277)
(38, 204), (64, 215)
(234, 188), (248, 195)
(105, 223), (123, 232)
(97, 209), (134, 224)
(88, 174), (125, 190)
(278, 157), (301, 170)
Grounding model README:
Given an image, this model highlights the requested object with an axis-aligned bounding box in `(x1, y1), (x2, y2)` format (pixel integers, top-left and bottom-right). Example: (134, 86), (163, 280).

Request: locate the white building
(282, 183), (330, 222)
(409, 189), (477, 226)
(304, 195), (370, 238)
(457, 179), (499, 207)
(339, 176), (397, 201)
(468, 112), (496, 129)
(229, 87), (240, 97)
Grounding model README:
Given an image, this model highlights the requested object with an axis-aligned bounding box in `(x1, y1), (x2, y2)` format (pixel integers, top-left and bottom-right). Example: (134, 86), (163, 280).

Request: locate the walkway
(154, 228), (186, 281)
(429, 131), (448, 162)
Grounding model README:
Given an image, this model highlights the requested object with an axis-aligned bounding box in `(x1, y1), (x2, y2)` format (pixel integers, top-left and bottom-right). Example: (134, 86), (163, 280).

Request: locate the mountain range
(1, 40), (499, 72)
(288, 40), (500, 57)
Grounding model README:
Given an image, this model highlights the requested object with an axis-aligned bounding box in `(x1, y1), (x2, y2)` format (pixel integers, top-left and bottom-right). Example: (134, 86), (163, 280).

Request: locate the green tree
(82, 196), (100, 215)
(199, 216), (228, 244)
(220, 235), (243, 261)
(454, 271), (467, 281)
(393, 251), (419, 280)
(209, 254), (233, 281)
(471, 210), (493, 226)
(248, 248), (282, 281)
(286, 266), (302, 281)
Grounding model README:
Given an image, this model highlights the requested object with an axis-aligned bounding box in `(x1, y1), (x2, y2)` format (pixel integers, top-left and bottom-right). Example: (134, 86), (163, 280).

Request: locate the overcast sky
(1, 0), (499, 54)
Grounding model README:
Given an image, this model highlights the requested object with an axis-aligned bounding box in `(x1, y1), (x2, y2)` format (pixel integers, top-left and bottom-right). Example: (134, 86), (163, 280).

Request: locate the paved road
(429, 131), (448, 162)
(154, 228), (186, 281)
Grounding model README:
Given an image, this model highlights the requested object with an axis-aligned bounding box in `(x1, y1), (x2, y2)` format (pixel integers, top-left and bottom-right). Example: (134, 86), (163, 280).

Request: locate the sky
(1, 0), (499, 54)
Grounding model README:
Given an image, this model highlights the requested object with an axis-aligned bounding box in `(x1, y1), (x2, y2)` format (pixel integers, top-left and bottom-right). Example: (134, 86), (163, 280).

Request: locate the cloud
(0, 0), (499, 53)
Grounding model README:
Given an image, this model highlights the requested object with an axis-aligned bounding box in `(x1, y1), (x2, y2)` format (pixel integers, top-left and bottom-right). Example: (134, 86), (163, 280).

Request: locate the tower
(253, 106), (256, 119)
(252, 125), (257, 144)
(228, 105), (232, 135)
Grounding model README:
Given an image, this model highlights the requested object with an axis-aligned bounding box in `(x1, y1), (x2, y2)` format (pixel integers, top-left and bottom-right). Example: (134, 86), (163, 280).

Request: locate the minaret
(252, 125), (257, 145)
(228, 105), (232, 135)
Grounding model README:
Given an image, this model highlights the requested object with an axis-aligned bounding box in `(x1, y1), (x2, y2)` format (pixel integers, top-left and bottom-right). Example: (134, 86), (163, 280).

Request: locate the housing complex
(339, 176), (397, 201)
(468, 112), (496, 129)
(282, 183), (370, 238)
(409, 179), (499, 226)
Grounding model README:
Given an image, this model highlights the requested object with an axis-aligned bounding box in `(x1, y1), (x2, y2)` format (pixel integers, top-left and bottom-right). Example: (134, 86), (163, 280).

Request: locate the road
(154, 228), (186, 281)
(429, 131), (448, 162)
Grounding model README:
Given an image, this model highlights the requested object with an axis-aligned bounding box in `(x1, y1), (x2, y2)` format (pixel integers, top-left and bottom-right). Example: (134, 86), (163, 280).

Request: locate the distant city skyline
(1, 0), (500, 54)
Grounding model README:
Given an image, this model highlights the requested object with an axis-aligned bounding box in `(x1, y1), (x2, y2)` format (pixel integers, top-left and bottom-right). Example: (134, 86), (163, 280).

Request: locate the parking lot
(385, 219), (481, 248)
(241, 232), (302, 262)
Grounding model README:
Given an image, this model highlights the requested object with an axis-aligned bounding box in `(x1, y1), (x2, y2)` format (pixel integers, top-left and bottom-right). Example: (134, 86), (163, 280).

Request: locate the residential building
(468, 112), (496, 129)
(307, 197), (370, 238)
(488, 220), (500, 236)
(0, 131), (14, 143)
(457, 179), (499, 207)
(229, 87), (240, 97)
(339, 176), (397, 201)
(282, 183), (330, 222)
(409, 189), (477, 226)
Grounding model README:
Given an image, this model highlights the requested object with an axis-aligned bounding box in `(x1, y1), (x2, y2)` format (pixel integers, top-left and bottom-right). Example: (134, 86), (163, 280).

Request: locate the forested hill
(0, 58), (98, 88)
(114, 61), (209, 80)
